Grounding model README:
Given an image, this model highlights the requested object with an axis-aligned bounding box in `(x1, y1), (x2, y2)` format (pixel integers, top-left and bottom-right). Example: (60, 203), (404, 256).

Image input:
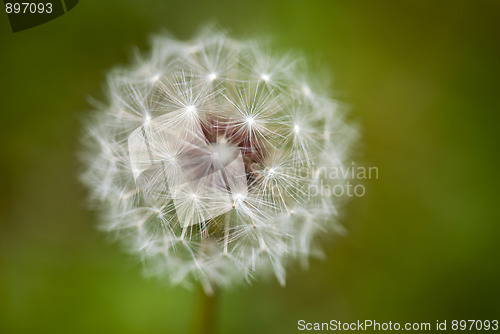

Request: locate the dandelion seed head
(185, 105), (197, 113)
(208, 73), (217, 81)
(302, 84), (311, 97)
(150, 74), (161, 83)
(80, 28), (358, 293)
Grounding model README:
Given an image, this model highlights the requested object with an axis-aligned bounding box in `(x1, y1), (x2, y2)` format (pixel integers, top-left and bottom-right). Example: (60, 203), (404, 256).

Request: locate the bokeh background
(1, 1), (499, 333)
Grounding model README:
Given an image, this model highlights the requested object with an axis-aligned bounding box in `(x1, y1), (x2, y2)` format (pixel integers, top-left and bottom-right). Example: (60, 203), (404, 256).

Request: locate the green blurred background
(1, 1), (499, 333)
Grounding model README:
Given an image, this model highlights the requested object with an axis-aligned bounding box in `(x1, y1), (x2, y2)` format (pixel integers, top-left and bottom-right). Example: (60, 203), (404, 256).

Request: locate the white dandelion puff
(80, 28), (358, 293)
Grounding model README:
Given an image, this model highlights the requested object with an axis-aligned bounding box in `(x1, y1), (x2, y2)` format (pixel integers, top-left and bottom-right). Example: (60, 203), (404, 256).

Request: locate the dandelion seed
(150, 74), (161, 83)
(208, 73), (217, 81)
(302, 84), (311, 97)
(185, 105), (197, 113)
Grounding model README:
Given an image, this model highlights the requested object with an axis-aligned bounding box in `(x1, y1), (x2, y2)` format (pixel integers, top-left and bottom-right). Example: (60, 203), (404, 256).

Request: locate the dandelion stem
(190, 285), (218, 334)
